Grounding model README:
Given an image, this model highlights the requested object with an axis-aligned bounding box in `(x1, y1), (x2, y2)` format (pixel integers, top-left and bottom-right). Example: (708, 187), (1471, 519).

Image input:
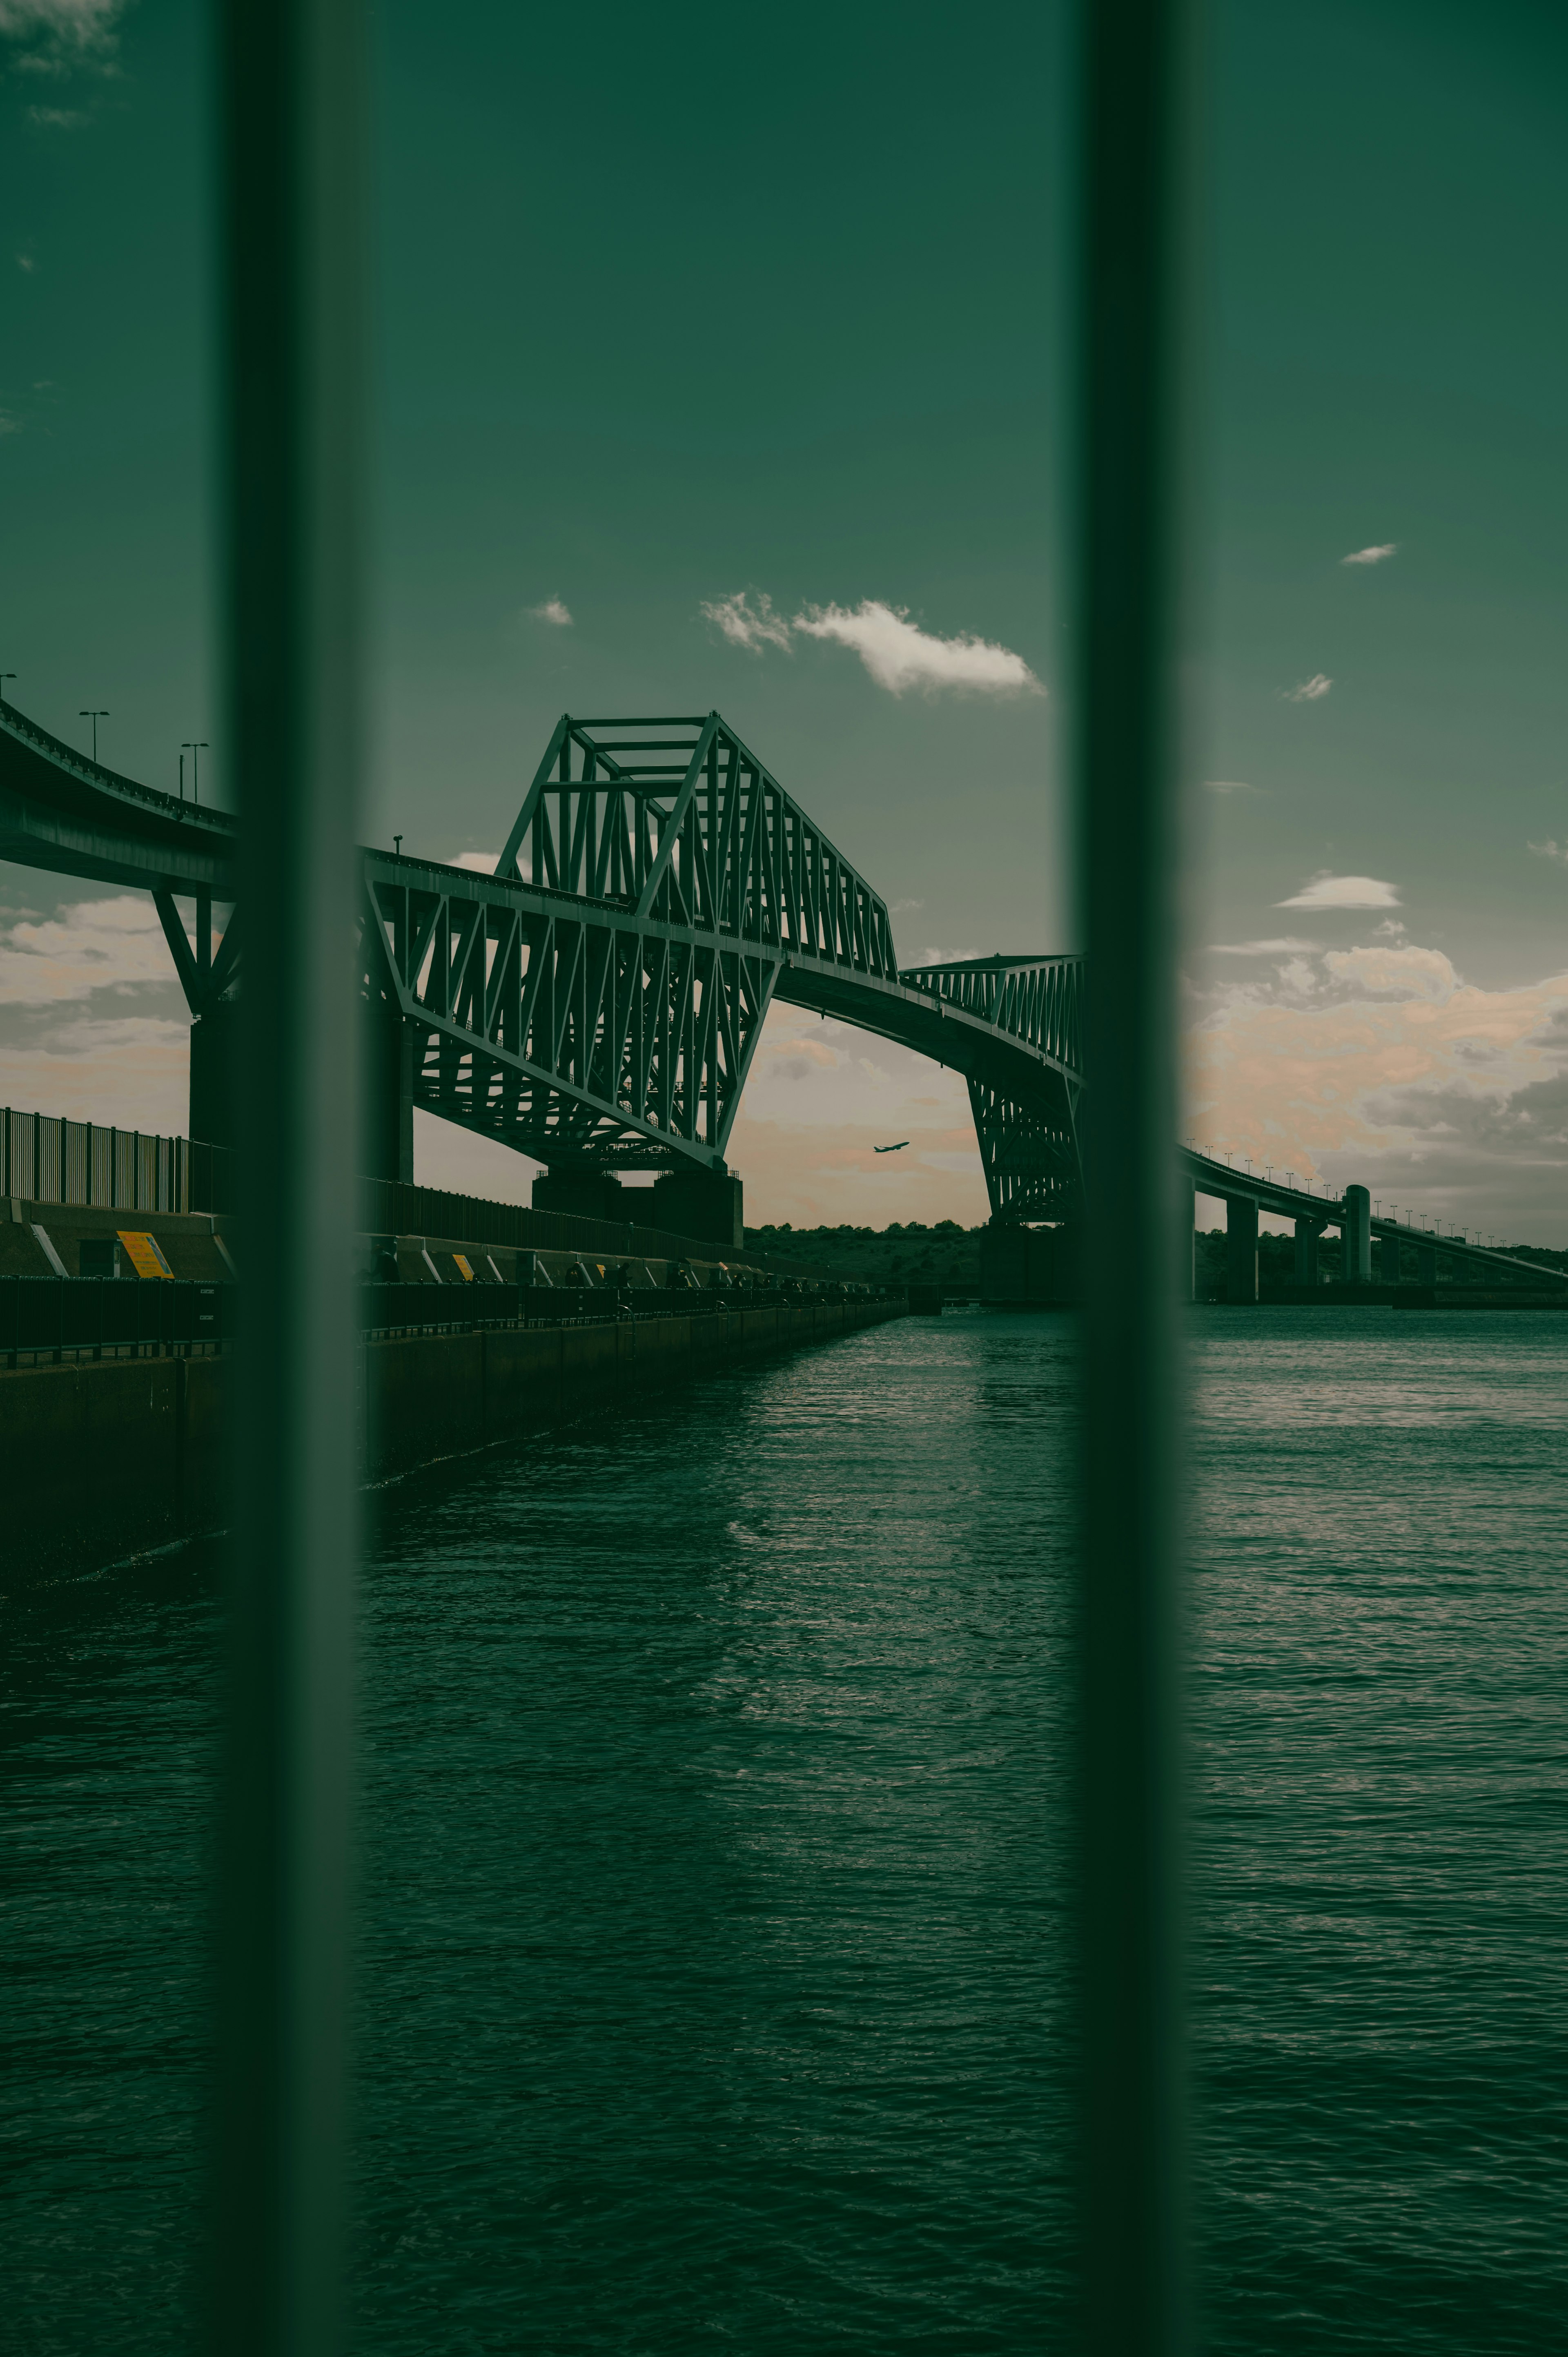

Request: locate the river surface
(5, 1308), (1566, 2351)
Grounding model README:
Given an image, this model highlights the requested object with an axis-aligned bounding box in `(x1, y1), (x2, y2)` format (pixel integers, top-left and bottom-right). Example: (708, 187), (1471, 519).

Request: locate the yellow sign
(452, 1253), (476, 1283)
(118, 1229), (173, 1280)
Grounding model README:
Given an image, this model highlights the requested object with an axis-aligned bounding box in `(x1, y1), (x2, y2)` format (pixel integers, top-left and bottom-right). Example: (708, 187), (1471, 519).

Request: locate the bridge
(360, 713), (1082, 1235)
(2, 696), (1081, 1242)
(1180, 1145), (1565, 1299)
(2, 691), (1559, 1292)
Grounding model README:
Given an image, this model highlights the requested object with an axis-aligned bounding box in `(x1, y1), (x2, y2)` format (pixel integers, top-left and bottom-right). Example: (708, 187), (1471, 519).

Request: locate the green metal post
(213, 1), (365, 2351)
(1076, 0), (1193, 2348)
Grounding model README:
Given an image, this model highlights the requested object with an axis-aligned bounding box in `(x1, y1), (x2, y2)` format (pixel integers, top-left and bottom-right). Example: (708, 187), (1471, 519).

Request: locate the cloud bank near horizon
(1187, 934), (1568, 1240)
(701, 589), (1042, 697)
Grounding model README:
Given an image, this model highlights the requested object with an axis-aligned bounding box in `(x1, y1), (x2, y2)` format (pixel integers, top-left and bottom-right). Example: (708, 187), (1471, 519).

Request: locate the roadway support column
(1226, 1196), (1258, 1303)
(190, 996), (240, 1151)
(1180, 1176), (1194, 1300)
(651, 1166), (745, 1251)
(1343, 1184), (1372, 1284)
(1379, 1231), (1401, 1284)
(1417, 1242), (1437, 1285)
(363, 998), (414, 1183)
(1293, 1218), (1321, 1287)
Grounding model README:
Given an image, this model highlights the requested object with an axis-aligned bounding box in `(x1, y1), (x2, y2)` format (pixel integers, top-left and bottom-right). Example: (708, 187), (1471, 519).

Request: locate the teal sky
(3, 0), (1567, 1235)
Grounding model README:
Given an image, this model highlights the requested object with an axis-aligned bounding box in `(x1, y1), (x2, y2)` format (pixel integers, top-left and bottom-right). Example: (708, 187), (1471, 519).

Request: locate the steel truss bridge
(362, 713), (1082, 1218)
(3, 690), (1561, 1287)
(0, 699), (1082, 1222)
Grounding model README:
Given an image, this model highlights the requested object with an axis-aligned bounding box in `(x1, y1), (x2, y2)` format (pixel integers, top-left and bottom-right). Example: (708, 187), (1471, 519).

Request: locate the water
(4, 1308), (1566, 2350)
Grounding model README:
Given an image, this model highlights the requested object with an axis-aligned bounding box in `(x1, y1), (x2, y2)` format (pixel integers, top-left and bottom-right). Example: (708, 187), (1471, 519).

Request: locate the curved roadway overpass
(1183, 1144), (1565, 1295)
(6, 694), (1548, 1282)
(0, 697), (1082, 1219)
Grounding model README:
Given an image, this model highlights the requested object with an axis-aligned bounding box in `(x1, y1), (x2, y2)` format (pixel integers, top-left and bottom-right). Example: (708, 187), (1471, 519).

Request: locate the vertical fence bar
(1076, 0), (1192, 2350)
(214, 1), (365, 2352)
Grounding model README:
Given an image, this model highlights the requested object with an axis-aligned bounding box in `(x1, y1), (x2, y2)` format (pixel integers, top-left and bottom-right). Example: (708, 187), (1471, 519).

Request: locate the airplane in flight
(873, 1140), (911, 1155)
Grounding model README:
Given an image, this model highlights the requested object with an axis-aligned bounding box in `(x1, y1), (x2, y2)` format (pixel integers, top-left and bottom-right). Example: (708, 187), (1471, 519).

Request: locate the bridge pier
(1343, 1184), (1372, 1284)
(1226, 1197), (1258, 1303)
(363, 1001), (415, 1182)
(980, 1218), (1080, 1305)
(1180, 1177), (1195, 1300)
(649, 1168), (745, 1252)
(1293, 1218), (1322, 1287)
(189, 999), (239, 1152)
(532, 1169), (630, 1223)
(1417, 1242), (1438, 1285)
(1379, 1231), (1402, 1284)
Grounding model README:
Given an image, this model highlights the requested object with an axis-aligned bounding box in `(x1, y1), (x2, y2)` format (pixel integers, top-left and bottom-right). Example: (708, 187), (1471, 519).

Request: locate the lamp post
(0, 672), (16, 704)
(80, 709), (109, 763)
(182, 740), (210, 807)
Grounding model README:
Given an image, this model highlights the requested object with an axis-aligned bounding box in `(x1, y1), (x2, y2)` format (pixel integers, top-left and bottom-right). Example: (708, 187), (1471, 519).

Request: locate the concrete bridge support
(1226, 1196), (1259, 1303)
(1379, 1232), (1402, 1284)
(648, 1169), (745, 1251)
(1343, 1185), (1372, 1284)
(1180, 1177), (1195, 1300)
(532, 1168), (629, 1222)
(1417, 1242), (1438, 1284)
(189, 999), (239, 1153)
(363, 1000), (415, 1183)
(1294, 1218), (1322, 1287)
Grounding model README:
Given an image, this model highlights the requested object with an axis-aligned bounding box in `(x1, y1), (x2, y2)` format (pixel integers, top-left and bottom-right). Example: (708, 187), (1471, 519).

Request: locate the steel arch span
(361, 711), (1083, 1221)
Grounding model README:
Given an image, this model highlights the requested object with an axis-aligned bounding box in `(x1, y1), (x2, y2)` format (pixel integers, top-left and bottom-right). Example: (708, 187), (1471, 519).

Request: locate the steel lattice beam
(361, 714), (1086, 1201)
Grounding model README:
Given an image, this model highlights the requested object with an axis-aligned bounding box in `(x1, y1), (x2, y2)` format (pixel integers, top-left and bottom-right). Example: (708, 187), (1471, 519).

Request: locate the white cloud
(0, 0), (126, 66)
(1204, 779), (1263, 796)
(700, 589), (792, 652)
(1528, 839), (1568, 864)
(1209, 937), (1320, 955)
(890, 897), (925, 915)
(0, 413), (20, 436)
(527, 595), (572, 627)
(1276, 872), (1399, 910)
(1186, 937), (1568, 1240)
(452, 850), (498, 874)
(1341, 543), (1398, 566)
(17, 253), (37, 272)
(0, 894), (177, 1005)
(27, 102), (85, 124)
(793, 600), (1040, 696)
(1284, 673), (1333, 702)
(1322, 942), (1455, 1004)
(700, 588), (1040, 696)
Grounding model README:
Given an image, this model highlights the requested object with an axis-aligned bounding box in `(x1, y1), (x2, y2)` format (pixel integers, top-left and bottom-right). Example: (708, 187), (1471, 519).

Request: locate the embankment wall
(2, 1300), (904, 1578)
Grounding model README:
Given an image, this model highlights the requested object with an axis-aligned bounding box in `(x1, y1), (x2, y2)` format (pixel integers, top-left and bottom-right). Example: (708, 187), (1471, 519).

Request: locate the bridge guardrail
(360, 1275), (897, 1336)
(0, 1273), (898, 1366)
(0, 1275), (230, 1367)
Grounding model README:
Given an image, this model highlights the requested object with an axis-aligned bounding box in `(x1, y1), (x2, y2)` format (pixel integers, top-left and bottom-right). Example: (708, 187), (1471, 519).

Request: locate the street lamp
(80, 709), (109, 763)
(0, 672), (16, 704)
(182, 741), (210, 806)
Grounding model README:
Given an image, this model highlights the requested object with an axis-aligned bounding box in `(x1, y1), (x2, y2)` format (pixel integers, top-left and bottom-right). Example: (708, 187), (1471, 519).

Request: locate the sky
(2, 0), (1567, 1239)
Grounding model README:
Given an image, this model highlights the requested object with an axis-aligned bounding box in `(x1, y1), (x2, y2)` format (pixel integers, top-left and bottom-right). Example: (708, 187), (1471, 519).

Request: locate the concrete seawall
(3, 1298), (904, 1578)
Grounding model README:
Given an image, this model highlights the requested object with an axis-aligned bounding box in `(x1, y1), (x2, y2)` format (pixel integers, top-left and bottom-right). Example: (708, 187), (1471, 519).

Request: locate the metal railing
(205, 4), (1193, 2353)
(0, 1274), (231, 1365)
(2, 1106), (197, 1215)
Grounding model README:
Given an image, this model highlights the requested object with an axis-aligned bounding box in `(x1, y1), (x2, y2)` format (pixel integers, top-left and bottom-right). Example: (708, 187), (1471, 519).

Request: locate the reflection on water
(4, 1307), (1566, 2351)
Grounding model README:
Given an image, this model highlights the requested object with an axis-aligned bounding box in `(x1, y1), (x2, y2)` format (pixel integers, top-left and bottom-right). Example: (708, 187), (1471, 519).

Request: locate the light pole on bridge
(79, 709), (108, 763)
(181, 740), (209, 807)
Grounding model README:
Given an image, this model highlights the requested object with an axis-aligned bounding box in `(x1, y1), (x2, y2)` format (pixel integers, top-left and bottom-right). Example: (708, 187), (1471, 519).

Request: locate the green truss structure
(362, 713), (1083, 1219)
